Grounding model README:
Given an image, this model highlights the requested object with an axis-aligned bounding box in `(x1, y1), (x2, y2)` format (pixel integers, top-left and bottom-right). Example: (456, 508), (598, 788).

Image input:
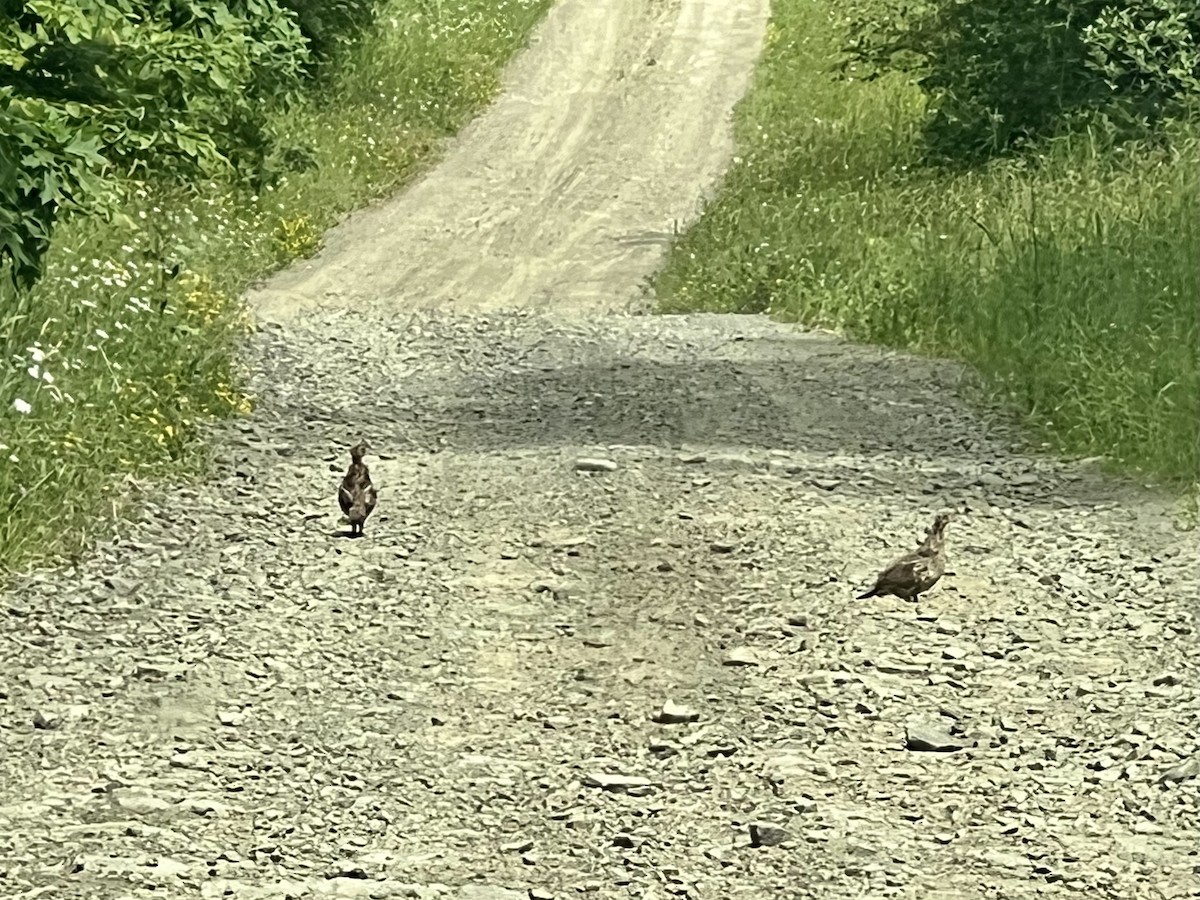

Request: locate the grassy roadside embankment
(0, 0), (552, 575)
(653, 0), (1200, 491)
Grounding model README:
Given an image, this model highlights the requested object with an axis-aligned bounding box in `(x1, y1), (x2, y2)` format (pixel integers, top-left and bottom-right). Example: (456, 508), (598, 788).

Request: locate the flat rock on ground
(3, 2), (1199, 899)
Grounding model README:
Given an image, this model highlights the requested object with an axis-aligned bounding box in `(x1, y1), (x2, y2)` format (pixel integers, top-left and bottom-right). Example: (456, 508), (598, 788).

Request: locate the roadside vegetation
(654, 0), (1200, 490)
(0, 0), (551, 575)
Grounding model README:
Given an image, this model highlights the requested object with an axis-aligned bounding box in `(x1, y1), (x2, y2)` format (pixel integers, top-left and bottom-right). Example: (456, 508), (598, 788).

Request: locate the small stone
(748, 822), (790, 847)
(653, 700), (699, 724)
(574, 458), (618, 473)
(104, 575), (141, 597)
(723, 648), (759, 667)
(583, 772), (652, 792)
(501, 838), (534, 853)
(325, 866), (370, 880)
(217, 710), (244, 727)
(873, 661), (926, 675)
(149, 857), (192, 878)
(1158, 758), (1199, 785)
(182, 797), (235, 816)
(710, 541), (737, 553)
(459, 886), (528, 900)
(114, 792), (173, 815)
(32, 710), (61, 730)
(529, 891), (555, 900)
(905, 722), (966, 752)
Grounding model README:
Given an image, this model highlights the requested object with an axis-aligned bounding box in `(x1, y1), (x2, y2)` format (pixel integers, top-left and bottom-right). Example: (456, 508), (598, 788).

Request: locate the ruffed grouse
(857, 511), (953, 602)
(338, 441), (378, 537)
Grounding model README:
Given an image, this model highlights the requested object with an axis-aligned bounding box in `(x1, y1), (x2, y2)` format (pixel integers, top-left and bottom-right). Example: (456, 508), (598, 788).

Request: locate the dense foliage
(0, 0), (378, 291)
(842, 0), (1200, 160)
(280, 0), (380, 70)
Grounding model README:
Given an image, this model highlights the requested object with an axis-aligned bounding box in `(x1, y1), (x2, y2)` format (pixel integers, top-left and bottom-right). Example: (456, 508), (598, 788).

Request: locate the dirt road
(4, 1), (1199, 899)
(250, 0), (770, 318)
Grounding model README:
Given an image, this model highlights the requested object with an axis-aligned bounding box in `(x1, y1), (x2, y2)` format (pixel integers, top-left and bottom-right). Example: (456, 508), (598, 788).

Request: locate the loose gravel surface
(3, 2), (1200, 900)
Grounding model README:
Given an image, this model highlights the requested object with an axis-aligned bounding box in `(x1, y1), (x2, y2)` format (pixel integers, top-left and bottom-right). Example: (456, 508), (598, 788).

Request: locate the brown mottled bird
(338, 441), (378, 537)
(857, 511), (953, 602)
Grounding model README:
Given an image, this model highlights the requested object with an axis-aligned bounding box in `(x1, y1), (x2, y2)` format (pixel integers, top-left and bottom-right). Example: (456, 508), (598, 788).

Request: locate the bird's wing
(878, 556), (923, 591)
(909, 557), (933, 583)
(338, 484), (355, 514)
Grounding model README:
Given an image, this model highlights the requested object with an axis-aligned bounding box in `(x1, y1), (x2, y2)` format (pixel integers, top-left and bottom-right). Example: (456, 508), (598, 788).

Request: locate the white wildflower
(28, 346), (45, 363)
(13, 398), (31, 414)
(26, 365), (39, 380)
(95, 328), (109, 339)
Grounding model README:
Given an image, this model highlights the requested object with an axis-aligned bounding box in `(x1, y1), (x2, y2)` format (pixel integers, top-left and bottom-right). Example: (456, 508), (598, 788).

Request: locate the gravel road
(3, 2), (1199, 899)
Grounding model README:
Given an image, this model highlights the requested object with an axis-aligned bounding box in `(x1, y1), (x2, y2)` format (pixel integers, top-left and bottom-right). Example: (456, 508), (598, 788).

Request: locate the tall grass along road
(654, 0), (1200, 490)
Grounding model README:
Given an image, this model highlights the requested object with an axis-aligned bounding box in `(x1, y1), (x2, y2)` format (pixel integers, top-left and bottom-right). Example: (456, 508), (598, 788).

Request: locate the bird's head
(928, 510), (954, 537)
(349, 440), (372, 462)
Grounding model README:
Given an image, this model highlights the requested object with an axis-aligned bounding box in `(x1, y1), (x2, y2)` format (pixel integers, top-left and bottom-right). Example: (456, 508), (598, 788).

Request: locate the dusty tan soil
(250, 0), (770, 319)
(4, 2), (1200, 900)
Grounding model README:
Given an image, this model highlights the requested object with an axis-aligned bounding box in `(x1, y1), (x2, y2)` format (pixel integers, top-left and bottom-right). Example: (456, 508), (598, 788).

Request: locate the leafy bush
(0, 0), (308, 290)
(280, 0), (382, 71)
(842, 0), (1200, 160)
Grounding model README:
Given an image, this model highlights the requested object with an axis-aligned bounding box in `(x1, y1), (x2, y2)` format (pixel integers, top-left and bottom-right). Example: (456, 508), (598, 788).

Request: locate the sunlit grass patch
(653, 0), (1200, 487)
(0, 0), (553, 576)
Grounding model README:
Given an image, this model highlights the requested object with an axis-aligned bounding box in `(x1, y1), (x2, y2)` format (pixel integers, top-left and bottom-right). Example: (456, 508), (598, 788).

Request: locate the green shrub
(842, 0), (1200, 160)
(1, 0), (311, 291)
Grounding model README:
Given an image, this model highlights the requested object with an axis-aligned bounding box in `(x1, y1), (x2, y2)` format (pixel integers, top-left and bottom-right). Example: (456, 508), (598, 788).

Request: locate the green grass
(0, 0), (552, 575)
(653, 0), (1200, 487)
